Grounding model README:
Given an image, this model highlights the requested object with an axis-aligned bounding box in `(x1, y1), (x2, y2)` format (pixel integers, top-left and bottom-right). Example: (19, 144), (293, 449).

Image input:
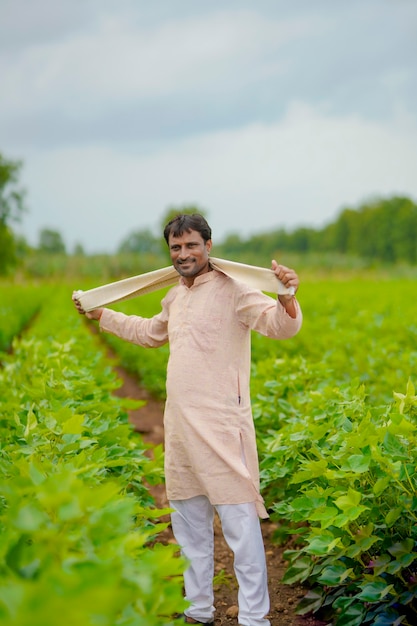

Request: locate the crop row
(0, 284), (186, 626)
(0, 283), (54, 351)
(253, 278), (417, 625)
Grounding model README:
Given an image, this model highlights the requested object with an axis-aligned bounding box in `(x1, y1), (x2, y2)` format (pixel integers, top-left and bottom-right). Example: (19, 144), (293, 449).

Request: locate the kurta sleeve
(99, 306), (169, 348)
(236, 287), (302, 339)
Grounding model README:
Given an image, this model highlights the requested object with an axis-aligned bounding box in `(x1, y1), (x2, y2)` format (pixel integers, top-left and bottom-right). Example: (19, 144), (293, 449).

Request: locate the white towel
(75, 257), (295, 312)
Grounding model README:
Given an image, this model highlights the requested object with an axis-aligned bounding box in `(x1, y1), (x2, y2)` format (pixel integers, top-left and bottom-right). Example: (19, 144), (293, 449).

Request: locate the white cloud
(18, 102), (417, 252)
(3, 1), (417, 254)
(0, 8), (323, 118)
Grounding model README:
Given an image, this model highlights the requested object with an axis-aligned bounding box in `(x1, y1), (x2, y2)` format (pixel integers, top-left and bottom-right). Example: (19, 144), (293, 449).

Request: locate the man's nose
(178, 246), (189, 259)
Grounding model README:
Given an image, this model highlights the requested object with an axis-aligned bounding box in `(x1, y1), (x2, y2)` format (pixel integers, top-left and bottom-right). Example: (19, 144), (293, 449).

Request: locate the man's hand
(271, 260), (299, 318)
(271, 260), (299, 293)
(72, 291), (103, 321)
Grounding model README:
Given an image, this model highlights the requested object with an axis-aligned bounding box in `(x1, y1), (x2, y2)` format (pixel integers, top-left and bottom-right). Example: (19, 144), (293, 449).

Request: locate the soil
(113, 365), (328, 626)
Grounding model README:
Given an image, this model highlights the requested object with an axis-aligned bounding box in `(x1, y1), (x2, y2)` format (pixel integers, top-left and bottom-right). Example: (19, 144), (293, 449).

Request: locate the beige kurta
(100, 269), (302, 518)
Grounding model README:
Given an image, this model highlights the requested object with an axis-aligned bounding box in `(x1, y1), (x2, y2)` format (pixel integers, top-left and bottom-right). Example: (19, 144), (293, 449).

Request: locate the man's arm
(72, 291), (169, 348)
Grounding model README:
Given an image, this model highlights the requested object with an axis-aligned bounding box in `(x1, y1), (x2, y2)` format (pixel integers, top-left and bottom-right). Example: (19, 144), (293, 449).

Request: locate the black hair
(163, 214), (212, 245)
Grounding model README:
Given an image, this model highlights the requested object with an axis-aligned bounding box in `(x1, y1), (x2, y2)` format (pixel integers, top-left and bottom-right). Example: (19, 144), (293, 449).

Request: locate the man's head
(164, 214), (212, 286)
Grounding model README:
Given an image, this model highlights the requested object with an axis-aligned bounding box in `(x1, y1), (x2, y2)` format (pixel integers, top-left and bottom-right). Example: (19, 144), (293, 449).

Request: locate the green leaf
(343, 453), (371, 473)
(372, 612), (406, 626)
(367, 554), (391, 575)
(281, 556), (313, 584)
(385, 507), (402, 527)
(58, 499), (83, 521)
(308, 505), (339, 526)
(61, 414), (85, 435)
(333, 505), (368, 525)
(333, 595), (355, 611)
(334, 488), (362, 511)
(394, 378), (417, 413)
(295, 588), (324, 615)
(292, 494), (327, 513)
(14, 504), (47, 531)
(290, 459), (328, 484)
(24, 407), (38, 437)
(357, 581), (394, 603)
(334, 603), (366, 626)
(317, 564), (353, 586)
(345, 534), (380, 558)
(28, 460), (46, 485)
(305, 534), (342, 555)
(386, 552), (417, 574)
(387, 538), (415, 558)
(373, 476), (391, 496)
(383, 431), (408, 459)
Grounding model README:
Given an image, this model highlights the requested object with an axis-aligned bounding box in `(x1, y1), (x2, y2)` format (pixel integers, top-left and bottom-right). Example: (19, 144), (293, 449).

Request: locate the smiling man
(73, 213), (302, 626)
(167, 221), (212, 284)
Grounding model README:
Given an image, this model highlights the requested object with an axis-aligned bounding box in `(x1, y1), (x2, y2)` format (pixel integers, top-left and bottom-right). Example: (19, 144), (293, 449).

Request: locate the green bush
(0, 287), (187, 625)
(255, 377), (417, 625)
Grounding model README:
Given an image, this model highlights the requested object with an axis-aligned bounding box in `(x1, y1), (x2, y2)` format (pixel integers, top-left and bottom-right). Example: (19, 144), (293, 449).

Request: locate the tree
(219, 233), (245, 257)
(159, 204), (209, 234)
(332, 208), (359, 254)
(73, 242), (85, 256)
(117, 228), (161, 255)
(0, 153), (26, 226)
(0, 226), (16, 274)
(0, 152), (27, 273)
(287, 227), (314, 253)
(38, 229), (66, 254)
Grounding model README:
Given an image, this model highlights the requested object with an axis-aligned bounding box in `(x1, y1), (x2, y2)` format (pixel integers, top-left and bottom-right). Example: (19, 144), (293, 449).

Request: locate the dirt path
(114, 365), (326, 626)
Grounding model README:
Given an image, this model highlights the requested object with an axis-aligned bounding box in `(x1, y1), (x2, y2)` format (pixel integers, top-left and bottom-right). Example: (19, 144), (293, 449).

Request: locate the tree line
(218, 196), (417, 265)
(1, 150), (417, 275)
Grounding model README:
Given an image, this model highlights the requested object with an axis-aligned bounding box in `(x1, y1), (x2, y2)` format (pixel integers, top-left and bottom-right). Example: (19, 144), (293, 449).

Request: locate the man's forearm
(278, 294), (298, 319)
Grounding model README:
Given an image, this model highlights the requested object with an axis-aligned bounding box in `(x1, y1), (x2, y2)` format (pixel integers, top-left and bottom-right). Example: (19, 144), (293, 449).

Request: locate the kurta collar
(179, 269), (218, 289)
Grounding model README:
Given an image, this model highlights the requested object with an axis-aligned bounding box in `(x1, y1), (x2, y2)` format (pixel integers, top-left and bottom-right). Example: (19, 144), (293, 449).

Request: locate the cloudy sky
(1, 0), (416, 253)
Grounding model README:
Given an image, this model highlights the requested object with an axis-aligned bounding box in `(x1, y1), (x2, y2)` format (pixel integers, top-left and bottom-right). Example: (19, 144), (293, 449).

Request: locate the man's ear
(206, 239), (213, 253)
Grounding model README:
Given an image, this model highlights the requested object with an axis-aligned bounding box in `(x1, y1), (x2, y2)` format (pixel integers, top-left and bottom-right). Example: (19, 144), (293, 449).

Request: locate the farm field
(0, 283), (187, 626)
(1, 273), (417, 626)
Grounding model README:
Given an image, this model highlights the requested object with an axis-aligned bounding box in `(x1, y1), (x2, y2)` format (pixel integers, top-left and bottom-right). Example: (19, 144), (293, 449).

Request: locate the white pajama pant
(170, 495), (270, 626)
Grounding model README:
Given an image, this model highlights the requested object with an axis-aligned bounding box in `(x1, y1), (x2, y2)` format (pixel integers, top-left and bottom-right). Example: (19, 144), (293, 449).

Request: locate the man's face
(168, 229), (212, 284)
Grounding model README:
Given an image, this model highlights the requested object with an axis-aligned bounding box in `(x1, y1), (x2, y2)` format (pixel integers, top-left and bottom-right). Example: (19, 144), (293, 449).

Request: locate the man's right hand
(72, 292), (103, 320)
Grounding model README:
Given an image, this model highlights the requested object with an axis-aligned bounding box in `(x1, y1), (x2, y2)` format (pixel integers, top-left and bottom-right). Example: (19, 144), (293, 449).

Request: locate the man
(73, 214), (302, 626)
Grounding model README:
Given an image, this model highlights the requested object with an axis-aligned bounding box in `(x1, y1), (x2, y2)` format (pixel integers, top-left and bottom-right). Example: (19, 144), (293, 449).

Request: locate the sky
(1, 0), (417, 254)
